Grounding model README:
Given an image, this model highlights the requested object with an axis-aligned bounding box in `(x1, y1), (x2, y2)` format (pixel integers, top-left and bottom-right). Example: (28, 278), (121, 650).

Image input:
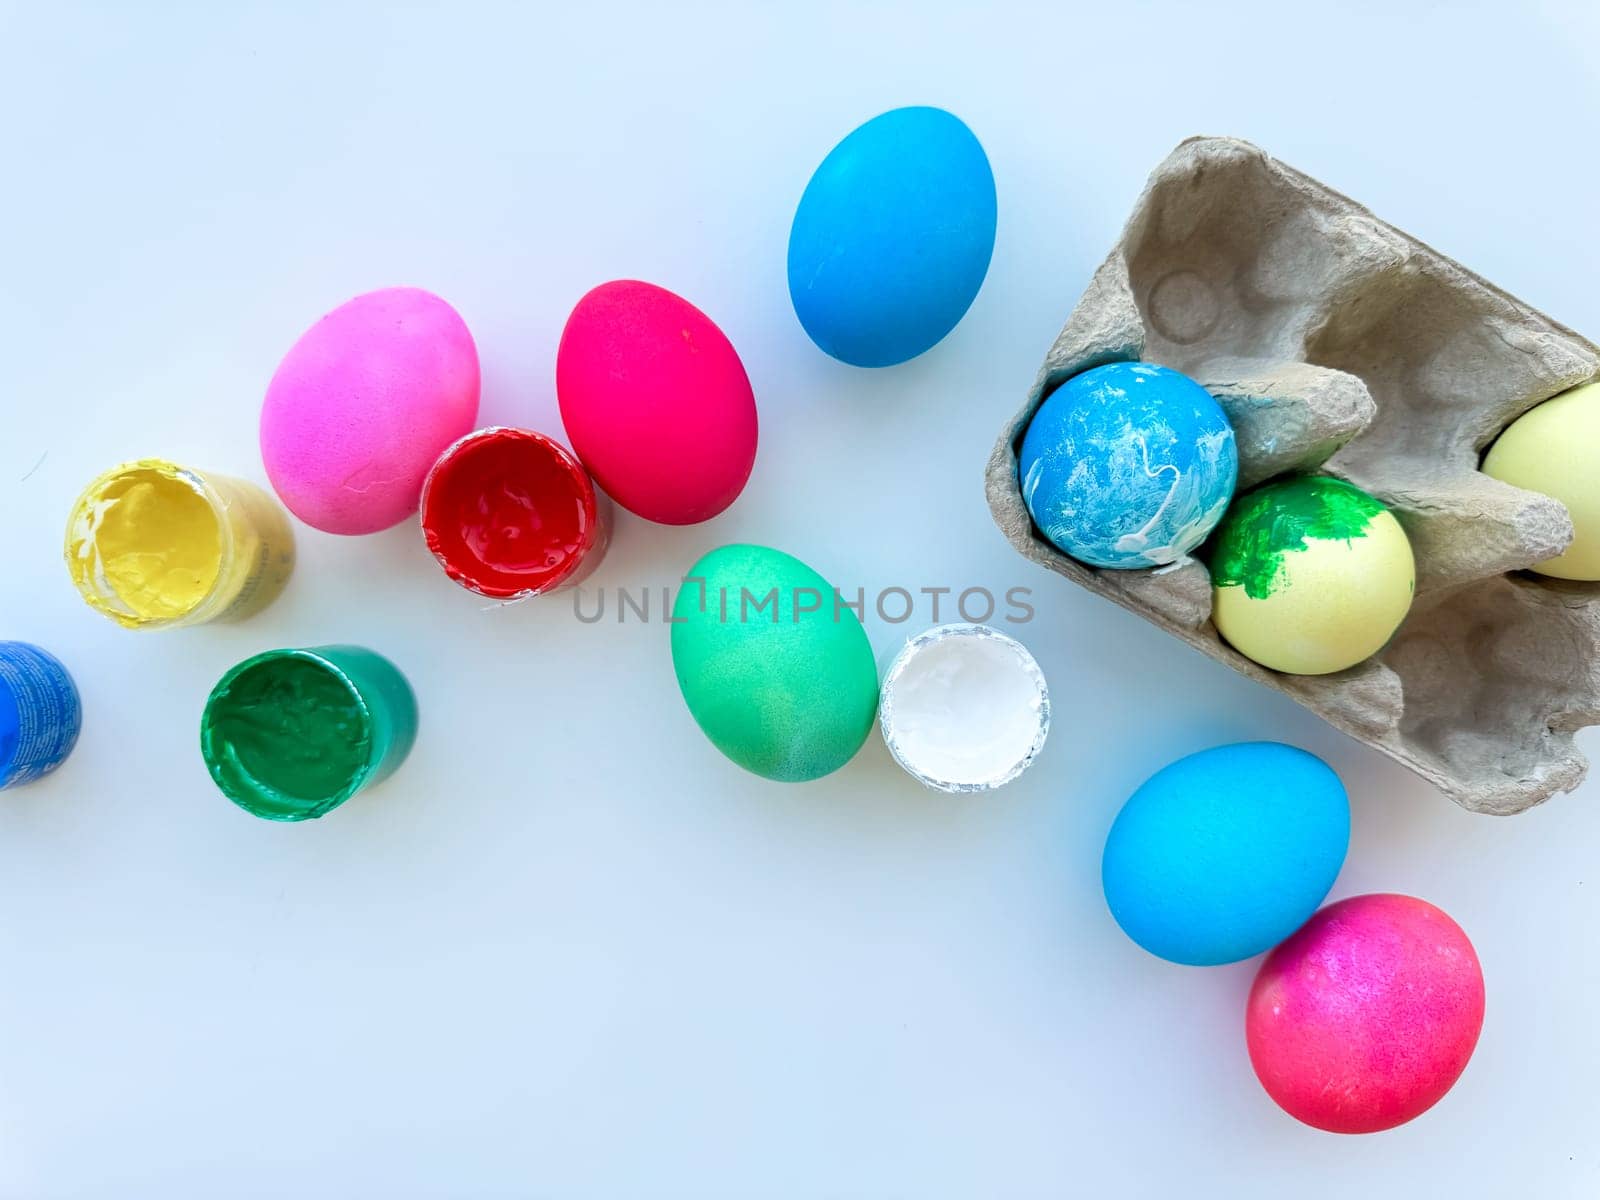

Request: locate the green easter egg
(671, 544), (878, 782)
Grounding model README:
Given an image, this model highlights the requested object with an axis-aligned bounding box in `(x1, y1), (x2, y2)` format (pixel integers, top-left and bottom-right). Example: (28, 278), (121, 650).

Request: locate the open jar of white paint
(878, 623), (1050, 793)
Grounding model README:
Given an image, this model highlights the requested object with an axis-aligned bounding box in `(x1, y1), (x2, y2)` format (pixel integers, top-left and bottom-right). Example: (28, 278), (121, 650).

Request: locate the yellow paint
(66, 460), (296, 629)
(1213, 509), (1415, 675)
(1483, 380), (1600, 581)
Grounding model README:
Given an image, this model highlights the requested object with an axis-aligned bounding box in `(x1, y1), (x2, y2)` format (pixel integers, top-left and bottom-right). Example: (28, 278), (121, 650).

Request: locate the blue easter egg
(1019, 362), (1238, 568)
(788, 106), (996, 368)
(1101, 742), (1349, 967)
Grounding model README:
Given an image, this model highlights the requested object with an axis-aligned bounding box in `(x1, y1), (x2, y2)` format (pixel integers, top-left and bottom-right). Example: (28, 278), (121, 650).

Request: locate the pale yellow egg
(1210, 476), (1415, 676)
(1483, 380), (1600, 581)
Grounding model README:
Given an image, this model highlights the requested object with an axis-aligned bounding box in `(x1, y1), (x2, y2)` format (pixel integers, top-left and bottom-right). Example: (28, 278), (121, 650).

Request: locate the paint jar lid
(200, 646), (416, 821)
(879, 623), (1050, 792)
(420, 427), (607, 600)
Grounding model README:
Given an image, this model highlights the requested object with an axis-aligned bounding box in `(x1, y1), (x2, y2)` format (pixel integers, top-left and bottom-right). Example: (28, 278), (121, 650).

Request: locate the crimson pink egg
(556, 280), (757, 525)
(1246, 893), (1485, 1134)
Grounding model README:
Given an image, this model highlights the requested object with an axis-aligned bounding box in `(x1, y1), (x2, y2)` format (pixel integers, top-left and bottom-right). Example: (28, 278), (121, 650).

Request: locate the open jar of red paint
(420, 426), (609, 599)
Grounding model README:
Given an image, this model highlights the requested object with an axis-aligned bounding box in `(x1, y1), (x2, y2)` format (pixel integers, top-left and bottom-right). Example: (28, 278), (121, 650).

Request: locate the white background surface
(2, 2), (1598, 1196)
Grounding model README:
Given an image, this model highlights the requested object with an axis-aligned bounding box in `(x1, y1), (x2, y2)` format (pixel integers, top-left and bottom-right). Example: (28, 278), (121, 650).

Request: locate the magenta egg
(1246, 893), (1485, 1134)
(261, 287), (481, 535)
(557, 280), (757, 525)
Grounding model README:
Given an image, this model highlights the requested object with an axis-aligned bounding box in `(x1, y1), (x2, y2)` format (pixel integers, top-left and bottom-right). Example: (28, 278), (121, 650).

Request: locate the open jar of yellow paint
(65, 459), (295, 630)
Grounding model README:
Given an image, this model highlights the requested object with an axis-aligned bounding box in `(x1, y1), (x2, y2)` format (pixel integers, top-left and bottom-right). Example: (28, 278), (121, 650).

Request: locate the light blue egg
(787, 106), (996, 368)
(1019, 362), (1237, 569)
(1101, 742), (1349, 967)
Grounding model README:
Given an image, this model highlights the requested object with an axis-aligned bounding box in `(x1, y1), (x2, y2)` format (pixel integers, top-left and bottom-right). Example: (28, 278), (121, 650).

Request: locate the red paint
(1246, 894), (1485, 1134)
(420, 427), (608, 599)
(556, 279), (758, 525)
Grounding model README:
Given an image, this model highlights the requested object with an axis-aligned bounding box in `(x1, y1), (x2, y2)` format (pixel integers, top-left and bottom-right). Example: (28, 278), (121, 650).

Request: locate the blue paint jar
(0, 642), (82, 790)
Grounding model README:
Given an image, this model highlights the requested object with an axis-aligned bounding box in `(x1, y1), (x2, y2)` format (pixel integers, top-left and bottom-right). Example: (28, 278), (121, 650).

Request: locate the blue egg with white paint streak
(1019, 362), (1237, 569)
(788, 106), (996, 368)
(1102, 742), (1350, 967)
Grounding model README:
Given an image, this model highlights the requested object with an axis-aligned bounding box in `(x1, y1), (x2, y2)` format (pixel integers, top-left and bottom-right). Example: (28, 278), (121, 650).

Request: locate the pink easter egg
(1246, 893), (1485, 1134)
(556, 280), (757, 525)
(261, 287), (481, 534)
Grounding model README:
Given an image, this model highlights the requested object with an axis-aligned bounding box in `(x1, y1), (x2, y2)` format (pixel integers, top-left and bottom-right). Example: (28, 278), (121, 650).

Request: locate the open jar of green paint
(200, 645), (418, 821)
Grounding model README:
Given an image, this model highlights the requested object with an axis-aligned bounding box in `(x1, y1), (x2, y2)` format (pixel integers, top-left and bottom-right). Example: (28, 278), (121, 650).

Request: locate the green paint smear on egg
(1210, 475), (1388, 600)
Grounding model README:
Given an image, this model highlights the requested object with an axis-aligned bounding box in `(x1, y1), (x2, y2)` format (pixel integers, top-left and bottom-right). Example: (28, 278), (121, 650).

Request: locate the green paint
(671, 544), (878, 782)
(1210, 475), (1388, 600)
(200, 645), (417, 821)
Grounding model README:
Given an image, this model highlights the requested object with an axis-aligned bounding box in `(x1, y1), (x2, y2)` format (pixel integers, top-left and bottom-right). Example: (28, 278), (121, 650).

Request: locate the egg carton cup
(986, 136), (1600, 815)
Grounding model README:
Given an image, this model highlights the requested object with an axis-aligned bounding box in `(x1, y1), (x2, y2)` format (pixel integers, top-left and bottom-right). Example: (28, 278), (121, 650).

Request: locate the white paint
(879, 624), (1050, 792)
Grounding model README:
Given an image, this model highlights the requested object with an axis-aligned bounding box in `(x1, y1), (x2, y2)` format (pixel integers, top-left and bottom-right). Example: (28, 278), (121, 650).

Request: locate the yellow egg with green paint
(1209, 476), (1414, 676)
(1482, 380), (1600, 581)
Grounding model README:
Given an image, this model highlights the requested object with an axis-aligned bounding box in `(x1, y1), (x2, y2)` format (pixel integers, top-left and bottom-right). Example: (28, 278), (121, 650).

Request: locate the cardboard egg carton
(986, 136), (1600, 815)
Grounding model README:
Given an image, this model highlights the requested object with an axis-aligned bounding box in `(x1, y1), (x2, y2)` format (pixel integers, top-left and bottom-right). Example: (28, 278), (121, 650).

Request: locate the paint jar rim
(200, 647), (378, 821)
(64, 458), (244, 630)
(420, 426), (604, 599)
(878, 622), (1051, 793)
